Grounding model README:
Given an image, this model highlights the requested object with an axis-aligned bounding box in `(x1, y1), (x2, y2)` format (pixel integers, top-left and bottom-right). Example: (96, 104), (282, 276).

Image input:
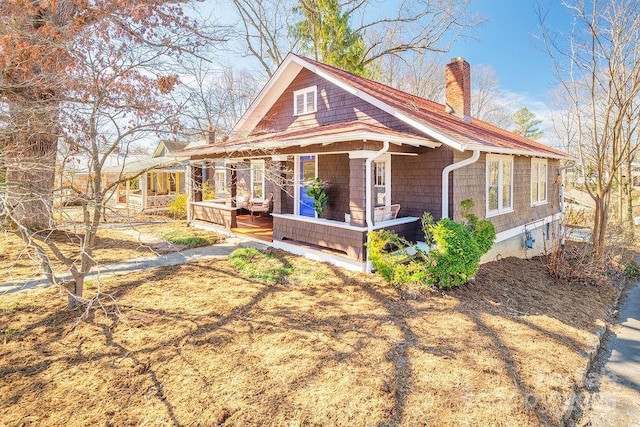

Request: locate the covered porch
(185, 129), (442, 269)
(103, 158), (186, 213)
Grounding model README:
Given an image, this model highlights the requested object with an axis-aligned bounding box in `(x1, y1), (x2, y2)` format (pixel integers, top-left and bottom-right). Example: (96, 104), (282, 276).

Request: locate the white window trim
(214, 162), (227, 194)
(250, 159), (266, 199)
(531, 158), (548, 206)
(486, 154), (514, 218)
(294, 154), (318, 216)
(373, 154), (391, 207)
(293, 86), (317, 116)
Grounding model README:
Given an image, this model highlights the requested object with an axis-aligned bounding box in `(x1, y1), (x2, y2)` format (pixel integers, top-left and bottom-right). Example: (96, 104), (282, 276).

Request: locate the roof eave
(463, 144), (574, 160)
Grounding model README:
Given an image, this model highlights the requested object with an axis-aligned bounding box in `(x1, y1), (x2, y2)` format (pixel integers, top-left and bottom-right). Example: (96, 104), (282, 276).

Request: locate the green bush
(168, 194), (187, 219)
(369, 199), (495, 290)
(367, 230), (429, 287)
(427, 218), (481, 288)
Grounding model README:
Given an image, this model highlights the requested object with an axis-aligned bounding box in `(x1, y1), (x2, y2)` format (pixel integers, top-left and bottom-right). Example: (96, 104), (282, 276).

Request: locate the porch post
(230, 162), (238, 228)
(271, 155), (290, 215)
(348, 157), (367, 227)
(142, 172), (148, 211)
(186, 165), (192, 223)
(192, 165), (203, 202)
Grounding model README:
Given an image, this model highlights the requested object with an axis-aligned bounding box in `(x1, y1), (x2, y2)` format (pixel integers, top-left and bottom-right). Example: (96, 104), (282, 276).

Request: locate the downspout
(185, 164), (193, 224)
(441, 149), (480, 219)
(365, 141), (390, 272)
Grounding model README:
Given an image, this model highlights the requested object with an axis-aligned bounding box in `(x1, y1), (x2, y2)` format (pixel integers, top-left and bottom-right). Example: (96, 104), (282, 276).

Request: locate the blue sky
(451, 0), (573, 103)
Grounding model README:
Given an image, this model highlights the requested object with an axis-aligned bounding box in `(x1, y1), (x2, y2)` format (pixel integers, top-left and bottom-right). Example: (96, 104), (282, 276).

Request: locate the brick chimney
(207, 126), (216, 144)
(445, 57), (471, 123)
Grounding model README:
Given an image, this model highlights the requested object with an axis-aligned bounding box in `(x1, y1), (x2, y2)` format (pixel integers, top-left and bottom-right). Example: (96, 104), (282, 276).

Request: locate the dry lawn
(0, 250), (619, 426)
(0, 221), (222, 284)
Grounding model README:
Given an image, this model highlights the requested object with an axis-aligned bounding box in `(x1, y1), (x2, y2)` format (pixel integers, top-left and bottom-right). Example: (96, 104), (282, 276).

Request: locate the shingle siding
(256, 68), (422, 136)
(451, 152), (562, 234)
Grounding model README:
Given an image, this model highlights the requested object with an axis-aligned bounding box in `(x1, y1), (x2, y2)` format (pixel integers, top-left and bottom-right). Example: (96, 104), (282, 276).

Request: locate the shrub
(369, 200), (495, 290)
(202, 181), (215, 200)
(427, 218), (481, 288)
(459, 198), (496, 254)
(367, 231), (429, 287)
(168, 194), (187, 219)
(421, 212), (435, 246)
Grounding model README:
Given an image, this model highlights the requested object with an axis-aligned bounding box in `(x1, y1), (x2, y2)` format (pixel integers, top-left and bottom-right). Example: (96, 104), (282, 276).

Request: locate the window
(251, 160), (265, 199)
(531, 158), (547, 205)
(374, 155), (391, 207)
(486, 154), (513, 217)
(293, 86), (317, 116)
(214, 161), (227, 195)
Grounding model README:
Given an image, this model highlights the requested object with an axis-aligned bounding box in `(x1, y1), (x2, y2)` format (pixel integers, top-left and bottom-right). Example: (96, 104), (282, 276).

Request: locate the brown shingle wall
(318, 154), (350, 221)
(192, 204), (234, 228)
(273, 217), (367, 260)
(451, 152), (563, 233)
(256, 68), (423, 136)
(349, 158), (367, 227)
(391, 146), (453, 221)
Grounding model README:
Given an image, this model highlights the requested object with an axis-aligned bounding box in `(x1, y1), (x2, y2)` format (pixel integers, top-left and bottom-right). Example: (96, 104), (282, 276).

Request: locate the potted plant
(305, 178), (329, 217)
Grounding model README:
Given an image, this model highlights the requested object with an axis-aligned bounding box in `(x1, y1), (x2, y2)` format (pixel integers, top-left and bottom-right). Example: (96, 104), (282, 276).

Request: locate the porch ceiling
(180, 122), (442, 159)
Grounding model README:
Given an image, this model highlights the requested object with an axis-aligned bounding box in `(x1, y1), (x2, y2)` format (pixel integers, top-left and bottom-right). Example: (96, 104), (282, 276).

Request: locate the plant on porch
(305, 178), (329, 217)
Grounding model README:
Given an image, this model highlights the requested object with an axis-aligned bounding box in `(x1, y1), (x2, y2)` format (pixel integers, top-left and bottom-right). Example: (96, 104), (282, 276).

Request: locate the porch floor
(232, 213), (273, 243)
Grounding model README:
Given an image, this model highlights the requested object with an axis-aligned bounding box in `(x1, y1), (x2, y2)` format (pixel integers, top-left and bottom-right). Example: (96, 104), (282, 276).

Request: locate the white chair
(249, 193), (273, 221)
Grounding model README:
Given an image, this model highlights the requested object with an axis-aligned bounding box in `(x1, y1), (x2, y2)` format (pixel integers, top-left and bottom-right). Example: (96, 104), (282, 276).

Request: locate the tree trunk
(66, 279), (84, 309)
(592, 197), (608, 261)
(4, 101), (59, 231)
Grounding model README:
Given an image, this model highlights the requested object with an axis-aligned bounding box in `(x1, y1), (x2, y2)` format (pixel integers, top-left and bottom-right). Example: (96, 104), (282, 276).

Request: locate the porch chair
(249, 193), (273, 221)
(373, 203), (401, 224)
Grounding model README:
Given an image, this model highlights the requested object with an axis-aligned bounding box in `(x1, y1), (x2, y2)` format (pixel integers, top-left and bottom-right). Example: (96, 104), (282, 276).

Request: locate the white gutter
(441, 150), (480, 219)
(365, 141), (390, 272)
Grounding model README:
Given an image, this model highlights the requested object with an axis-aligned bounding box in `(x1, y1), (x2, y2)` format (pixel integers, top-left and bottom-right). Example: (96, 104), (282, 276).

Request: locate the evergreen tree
(292, 0), (367, 75)
(512, 107), (543, 140)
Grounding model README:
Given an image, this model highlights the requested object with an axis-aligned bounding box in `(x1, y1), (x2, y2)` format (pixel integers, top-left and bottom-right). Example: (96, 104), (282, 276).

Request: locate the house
(181, 53), (571, 271)
(102, 140), (190, 212)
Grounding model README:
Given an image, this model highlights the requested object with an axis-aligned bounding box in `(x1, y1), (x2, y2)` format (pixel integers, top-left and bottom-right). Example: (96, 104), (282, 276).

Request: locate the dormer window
(294, 86), (317, 116)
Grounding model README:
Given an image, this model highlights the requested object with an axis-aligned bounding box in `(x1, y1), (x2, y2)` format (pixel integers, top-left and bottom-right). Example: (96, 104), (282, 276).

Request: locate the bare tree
(471, 64), (512, 127)
(229, 0), (300, 76)
(229, 0), (483, 77)
(540, 0), (640, 259)
(178, 60), (262, 138)
(1, 1), (227, 308)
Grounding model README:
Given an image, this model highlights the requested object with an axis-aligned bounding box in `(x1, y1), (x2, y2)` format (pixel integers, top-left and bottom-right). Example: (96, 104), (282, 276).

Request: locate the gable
(252, 67), (424, 140)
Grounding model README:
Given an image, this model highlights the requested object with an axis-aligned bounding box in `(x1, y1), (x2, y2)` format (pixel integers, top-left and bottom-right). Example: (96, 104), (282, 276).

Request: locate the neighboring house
(56, 151), (142, 207)
(102, 140), (189, 212)
(182, 53), (571, 271)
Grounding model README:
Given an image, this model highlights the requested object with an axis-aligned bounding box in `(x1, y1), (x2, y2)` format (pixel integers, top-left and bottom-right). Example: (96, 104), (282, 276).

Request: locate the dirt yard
(0, 246), (621, 426)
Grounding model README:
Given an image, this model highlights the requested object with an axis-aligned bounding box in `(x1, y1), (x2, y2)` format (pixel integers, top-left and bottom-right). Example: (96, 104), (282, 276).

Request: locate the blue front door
(299, 155), (316, 217)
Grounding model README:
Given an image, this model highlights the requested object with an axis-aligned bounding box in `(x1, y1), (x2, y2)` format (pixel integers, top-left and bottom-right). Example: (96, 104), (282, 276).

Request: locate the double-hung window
(214, 161), (227, 195)
(250, 160), (265, 199)
(486, 154), (513, 217)
(531, 158), (547, 205)
(293, 86), (317, 116)
(373, 155), (391, 207)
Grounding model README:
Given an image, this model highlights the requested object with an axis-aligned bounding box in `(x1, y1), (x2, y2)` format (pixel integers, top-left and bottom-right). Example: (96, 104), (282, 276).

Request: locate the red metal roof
(297, 54), (569, 159)
(183, 54), (570, 160)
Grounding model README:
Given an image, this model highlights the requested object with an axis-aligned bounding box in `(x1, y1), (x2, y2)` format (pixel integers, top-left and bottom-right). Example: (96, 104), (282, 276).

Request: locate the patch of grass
(161, 227), (214, 248)
(2, 301), (19, 314)
(228, 247), (292, 284)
